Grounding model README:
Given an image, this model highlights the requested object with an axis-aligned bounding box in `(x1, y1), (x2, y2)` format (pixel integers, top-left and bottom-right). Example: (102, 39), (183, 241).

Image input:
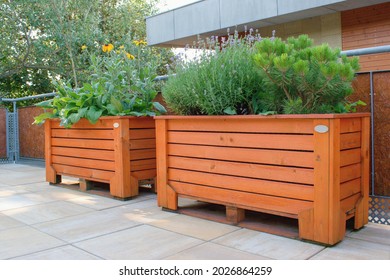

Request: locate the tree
(0, 0), (171, 98)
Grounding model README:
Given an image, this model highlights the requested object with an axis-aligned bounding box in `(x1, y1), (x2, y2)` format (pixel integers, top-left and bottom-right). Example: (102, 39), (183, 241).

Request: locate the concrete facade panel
(277, 0), (345, 15)
(146, 11), (175, 46)
(220, 0), (277, 29)
(174, 0), (220, 39)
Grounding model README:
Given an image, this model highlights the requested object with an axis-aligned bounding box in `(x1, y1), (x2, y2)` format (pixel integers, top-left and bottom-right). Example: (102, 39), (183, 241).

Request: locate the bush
(162, 32), (262, 115)
(163, 33), (362, 116)
(252, 35), (361, 114)
(34, 44), (166, 128)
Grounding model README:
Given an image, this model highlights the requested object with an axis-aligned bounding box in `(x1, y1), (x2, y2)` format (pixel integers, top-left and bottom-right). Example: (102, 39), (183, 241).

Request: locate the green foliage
(34, 48), (166, 127)
(162, 33), (261, 115)
(0, 0), (173, 99)
(252, 35), (361, 114)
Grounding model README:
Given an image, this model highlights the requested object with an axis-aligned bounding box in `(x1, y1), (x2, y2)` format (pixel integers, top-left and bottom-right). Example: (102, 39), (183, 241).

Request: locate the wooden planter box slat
(156, 113), (370, 245)
(45, 116), (156, 199)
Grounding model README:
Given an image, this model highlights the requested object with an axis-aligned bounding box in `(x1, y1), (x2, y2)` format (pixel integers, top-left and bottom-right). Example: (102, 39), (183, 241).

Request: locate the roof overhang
(147, 0), (389, 47)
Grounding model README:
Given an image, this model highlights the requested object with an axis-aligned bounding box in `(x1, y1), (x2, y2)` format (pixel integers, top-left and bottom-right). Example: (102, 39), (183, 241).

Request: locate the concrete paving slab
(0, 213), (25, 231)
(74, 225), (203, 259)
(34, 208), (142, 243)
(164, 242), (271, 260)
(0, 226), (65, 259)
(11, 245), (101, 260)
(310, 237), (390, 260)
(213, 228), (325, 260)
(0, 194), (49, 211)
(149, 214), (239, 241)
(347, 223), (390, 246)
(65, 193), (143, 210)
(2, 201), (93, 225)
(0, 186), (31, 197)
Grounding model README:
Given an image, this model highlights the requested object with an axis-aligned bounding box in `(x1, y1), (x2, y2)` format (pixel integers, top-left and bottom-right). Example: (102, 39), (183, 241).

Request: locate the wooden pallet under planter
(155, 113), (370, 245)
(45, 116), (156, 199)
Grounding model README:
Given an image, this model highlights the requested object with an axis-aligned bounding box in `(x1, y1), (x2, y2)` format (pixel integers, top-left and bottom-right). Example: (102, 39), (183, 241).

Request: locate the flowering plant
(34, 41), (166, 127)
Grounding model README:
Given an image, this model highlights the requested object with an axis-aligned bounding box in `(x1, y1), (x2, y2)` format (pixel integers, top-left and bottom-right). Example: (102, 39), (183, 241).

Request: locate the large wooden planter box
(155, 113), (370, 245)
(45, 116), (156, 199)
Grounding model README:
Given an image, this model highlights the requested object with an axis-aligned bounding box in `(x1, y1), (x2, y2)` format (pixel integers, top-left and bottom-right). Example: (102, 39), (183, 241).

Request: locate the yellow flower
(81, 45), (87, 51)
(133, 39), (147, 46)
(126, 52), (135, 60)
(102, 43), (114, 53)
(119, 45), (125, 49)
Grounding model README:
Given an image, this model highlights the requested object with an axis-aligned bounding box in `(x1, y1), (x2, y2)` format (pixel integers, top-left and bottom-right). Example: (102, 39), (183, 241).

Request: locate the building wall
(257, 13), (342, 48)
(341, 2), (390, 72)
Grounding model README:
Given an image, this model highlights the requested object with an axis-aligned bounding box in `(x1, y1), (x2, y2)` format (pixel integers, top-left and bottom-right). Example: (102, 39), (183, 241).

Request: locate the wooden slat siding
(313, 119), (330, 244)
(168, 131), (314, 151)
(167, 118), (314, 134)
(52, 155), (115, 171)
(168, 169), (314, 201)
(169, 181), (313, 217)
(129, 129), (155, 140)
(51, 138), (114, 150)
(328, 118), (342, 244)
(50, 118), (114, 129)
(130, 159), (157, 171)
(51, 129), (114, 139)
(340, 132), (361, 150)
(111, 118), (132, 198)
(340, 178), (361, 200)
(53, 163), (114, 182)
(340, 163), (361, 183)
(131, 149), (156, 160)
(132, 169), (157, 180)
(339, 118), (361, 133)
(168, 144), (314, 168)
(51, 147), (115, 161)
(341, 2), (390, 71)
(340, 193), (361, 213)
(340, 148), (361, 167)
(129, 139), (156, 150)
(168, 156), (314, 185)
(128, 118), (155, 129)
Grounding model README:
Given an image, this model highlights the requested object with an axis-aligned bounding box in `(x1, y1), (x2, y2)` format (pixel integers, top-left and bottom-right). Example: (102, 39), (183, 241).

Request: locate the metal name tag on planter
(314, 125), (329, 133)
(113, 122), (119, 128)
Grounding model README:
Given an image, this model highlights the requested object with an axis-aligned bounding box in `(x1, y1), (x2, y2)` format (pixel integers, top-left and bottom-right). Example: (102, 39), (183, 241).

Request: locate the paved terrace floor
(0, 161), (389, 260)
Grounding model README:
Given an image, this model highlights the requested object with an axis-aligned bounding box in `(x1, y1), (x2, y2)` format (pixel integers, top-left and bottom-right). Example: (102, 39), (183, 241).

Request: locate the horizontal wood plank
(50, 118), (114, 129)
(129, 139), (156, 150)
(129, 129), (155, 140)
(130, 149), (156, 160)
(340, 118), (361, 133)
(340, 193), (361, 213)
(128, 118), (155, 129)
(51, 138), (114, 150)
(52, 163), (114, 182)
(167, 144), (314, 168)
(167, 118), (314, 134)
(168, 131), (314, 151)
(340, 148), (361, 167)
(51, 147), (115, 161)
(130, 159), (156, 171)
(51, 129), (114, 139)
(52, 155), (115, 171)
(168, 156), (314, 185)
(132, 169), (156, 180)
(169, 181), (313, 216)
(340, 132), (361, 150)
(340, 178), (361, 200)
(340, 163), (361, 183)
(168, 168), (314, 201)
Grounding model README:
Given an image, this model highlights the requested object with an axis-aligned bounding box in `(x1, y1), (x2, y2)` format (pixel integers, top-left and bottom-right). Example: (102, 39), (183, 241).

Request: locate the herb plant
(34, 44), (166, 127)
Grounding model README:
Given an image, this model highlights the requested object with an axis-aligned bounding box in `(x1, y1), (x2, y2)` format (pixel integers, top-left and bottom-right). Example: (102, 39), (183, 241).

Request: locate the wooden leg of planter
(354, 197), (365, 229)
(151, 177), (157, 193)
(298, 208), (314, 241)
(226, 206), (245, 224)
(166, 184), (178, 210)
(130, 175), (139, 197)
(79, 179), (93, 192)
(48, 174), (61, 185)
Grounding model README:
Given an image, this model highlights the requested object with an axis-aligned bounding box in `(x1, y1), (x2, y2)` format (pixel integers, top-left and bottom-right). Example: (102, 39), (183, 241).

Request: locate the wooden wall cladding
(372, 73), (390, 196)
(341, 2), (390, 72)
(0, 108), (6, 158)
(18, 106), (45, 159)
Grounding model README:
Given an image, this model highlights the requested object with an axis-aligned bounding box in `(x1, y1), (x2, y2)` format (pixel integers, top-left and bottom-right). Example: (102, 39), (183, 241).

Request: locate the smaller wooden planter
(155, 113), (370, 245)
(45, 116), (156, 199)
